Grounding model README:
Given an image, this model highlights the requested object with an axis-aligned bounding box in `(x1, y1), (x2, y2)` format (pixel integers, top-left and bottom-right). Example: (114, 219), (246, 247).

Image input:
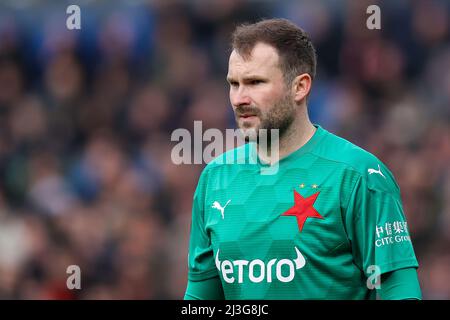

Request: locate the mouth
(239, 113), (258, 120)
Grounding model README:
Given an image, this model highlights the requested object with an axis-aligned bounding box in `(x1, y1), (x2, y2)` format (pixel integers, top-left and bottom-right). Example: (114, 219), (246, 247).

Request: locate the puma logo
(212, 200), (231, 219)
(368, 164), (386, 179)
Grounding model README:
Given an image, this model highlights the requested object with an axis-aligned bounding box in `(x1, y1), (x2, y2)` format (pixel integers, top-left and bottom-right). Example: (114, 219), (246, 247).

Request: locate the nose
(230, 86), (251, 108)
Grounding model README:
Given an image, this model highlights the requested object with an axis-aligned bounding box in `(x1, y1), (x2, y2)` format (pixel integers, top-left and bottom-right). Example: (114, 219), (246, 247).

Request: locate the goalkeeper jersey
(187, 124), (419, 299)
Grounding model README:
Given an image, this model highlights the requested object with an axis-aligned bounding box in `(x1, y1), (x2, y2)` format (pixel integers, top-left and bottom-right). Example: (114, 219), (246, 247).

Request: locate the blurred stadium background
(0, 0), (449, 299)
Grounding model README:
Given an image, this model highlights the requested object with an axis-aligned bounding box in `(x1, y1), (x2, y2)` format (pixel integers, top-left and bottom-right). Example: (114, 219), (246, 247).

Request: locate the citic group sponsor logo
(375, 221), (411, 247)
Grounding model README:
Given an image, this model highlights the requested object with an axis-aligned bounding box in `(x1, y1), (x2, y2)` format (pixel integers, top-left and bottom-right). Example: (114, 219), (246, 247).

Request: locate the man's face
(227, 42), (296, 140)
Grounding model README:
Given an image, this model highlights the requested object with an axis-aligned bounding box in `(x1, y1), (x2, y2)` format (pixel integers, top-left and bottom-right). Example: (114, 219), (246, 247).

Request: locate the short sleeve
(187, 167), (219, 281)
(344, 175), (419, 276)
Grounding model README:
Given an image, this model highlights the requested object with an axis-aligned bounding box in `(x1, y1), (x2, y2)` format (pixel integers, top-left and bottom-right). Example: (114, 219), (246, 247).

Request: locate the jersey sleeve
(379, 267), (422, 300)
(184, 277), (225, 300)
(344, 171), (419, 277)
(187, 167), (220, 282)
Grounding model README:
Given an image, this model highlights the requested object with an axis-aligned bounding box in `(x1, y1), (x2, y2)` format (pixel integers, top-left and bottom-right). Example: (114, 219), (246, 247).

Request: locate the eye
(250, 79), (264, 85)
(229, 81), (239, 87)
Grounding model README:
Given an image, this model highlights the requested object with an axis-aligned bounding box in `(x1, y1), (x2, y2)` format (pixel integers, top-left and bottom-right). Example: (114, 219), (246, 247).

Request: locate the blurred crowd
(0, 0), (449, 299)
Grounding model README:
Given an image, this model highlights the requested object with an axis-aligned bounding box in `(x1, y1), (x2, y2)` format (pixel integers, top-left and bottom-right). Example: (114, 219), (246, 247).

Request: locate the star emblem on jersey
(281, 191), (323, 232)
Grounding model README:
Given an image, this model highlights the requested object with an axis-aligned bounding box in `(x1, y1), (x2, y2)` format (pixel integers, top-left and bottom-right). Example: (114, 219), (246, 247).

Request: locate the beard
(234, 91), (296, 143)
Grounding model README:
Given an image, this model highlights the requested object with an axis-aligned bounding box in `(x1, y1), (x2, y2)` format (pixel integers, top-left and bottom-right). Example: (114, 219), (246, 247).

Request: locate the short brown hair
(231, 18), (317, 85)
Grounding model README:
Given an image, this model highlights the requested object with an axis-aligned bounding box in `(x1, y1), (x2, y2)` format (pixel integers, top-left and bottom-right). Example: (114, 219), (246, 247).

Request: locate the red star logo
(281, 191), (323, 232)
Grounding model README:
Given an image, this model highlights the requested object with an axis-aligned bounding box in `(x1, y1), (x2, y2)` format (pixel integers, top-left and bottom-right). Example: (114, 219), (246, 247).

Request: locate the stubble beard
(235, 92), (296, 145)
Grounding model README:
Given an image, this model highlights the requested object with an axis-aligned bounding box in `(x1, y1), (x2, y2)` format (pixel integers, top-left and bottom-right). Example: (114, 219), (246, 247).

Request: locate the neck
(257, 109), (316, 164)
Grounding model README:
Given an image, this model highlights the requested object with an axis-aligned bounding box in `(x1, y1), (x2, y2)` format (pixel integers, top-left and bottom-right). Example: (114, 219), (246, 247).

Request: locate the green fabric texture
(186, 125), (420, 299)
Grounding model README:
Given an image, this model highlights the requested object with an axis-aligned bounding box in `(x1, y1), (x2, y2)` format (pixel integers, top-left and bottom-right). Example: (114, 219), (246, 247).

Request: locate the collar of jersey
(251, 124), (326, 168)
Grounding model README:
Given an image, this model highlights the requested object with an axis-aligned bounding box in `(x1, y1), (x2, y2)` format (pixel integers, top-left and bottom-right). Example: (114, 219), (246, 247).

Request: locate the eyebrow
(226, 75), (267, 83)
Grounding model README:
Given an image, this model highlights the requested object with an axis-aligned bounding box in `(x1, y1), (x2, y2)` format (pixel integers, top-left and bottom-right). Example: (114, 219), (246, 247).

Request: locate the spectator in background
(0, 0), (448, 299)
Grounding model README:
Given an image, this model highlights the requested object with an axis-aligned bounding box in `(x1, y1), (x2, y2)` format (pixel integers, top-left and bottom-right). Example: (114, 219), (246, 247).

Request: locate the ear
(292, 73), (312, 103)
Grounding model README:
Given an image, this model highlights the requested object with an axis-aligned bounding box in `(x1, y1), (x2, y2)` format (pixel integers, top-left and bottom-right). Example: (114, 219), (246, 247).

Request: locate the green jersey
(187, 125), (419, 299)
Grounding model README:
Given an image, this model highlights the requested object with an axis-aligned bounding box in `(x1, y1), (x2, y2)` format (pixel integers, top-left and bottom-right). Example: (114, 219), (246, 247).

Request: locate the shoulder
(313, 127), (400, 195)
(198, 143), (252, 178)
(208, 143), (251, 166)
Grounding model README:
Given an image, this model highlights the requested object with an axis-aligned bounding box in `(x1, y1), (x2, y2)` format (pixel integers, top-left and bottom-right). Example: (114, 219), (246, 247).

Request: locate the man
(184, 18), (421, 299)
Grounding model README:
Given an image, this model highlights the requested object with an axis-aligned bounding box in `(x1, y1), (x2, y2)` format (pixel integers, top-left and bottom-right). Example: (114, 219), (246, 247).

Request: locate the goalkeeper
(185, 18), (421, 300)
